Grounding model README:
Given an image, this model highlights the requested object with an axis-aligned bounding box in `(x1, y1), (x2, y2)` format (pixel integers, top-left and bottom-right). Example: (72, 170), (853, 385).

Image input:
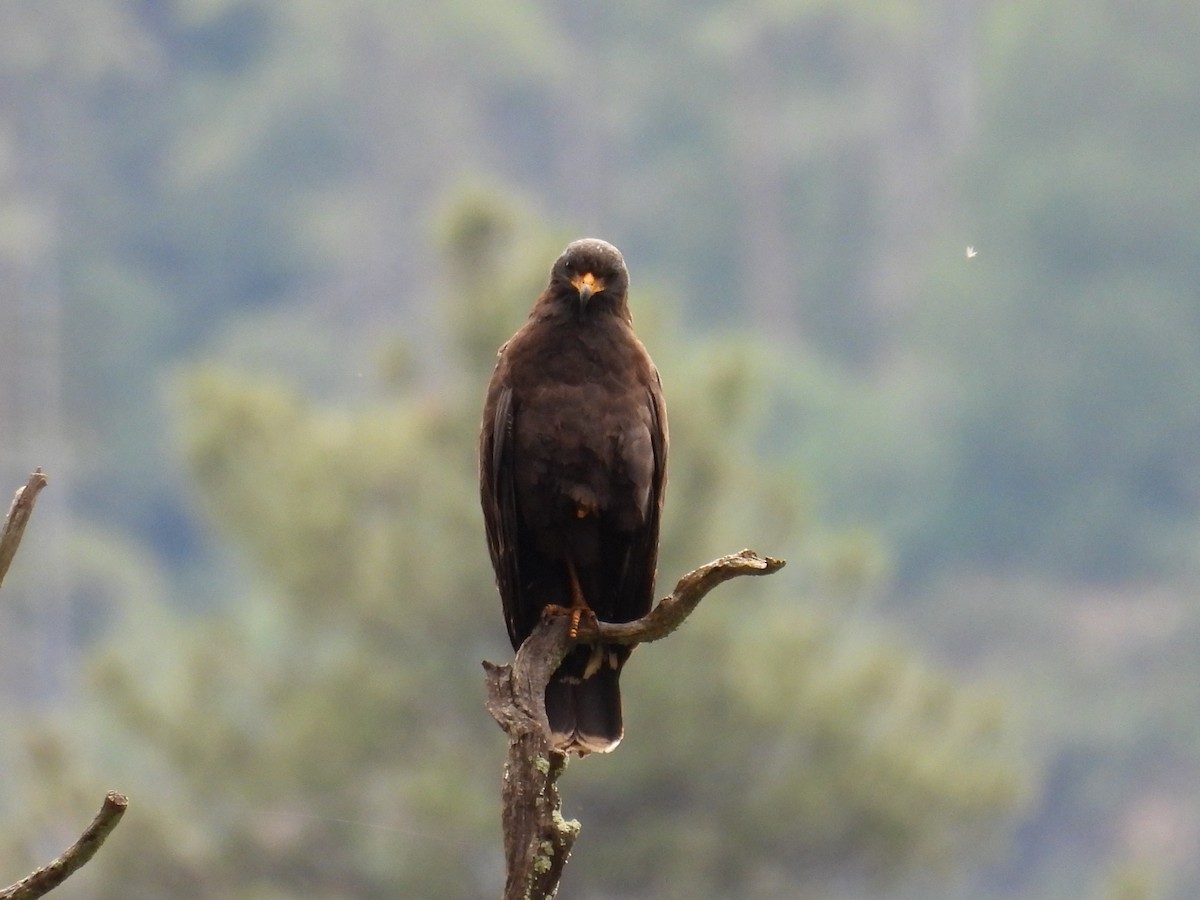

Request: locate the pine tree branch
(482, 549), (785, 900)
(0, 792), (129, 900)
(0, 469), (48, 591)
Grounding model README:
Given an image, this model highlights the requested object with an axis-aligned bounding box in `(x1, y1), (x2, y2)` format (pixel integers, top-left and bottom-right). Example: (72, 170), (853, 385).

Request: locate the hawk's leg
(564, 558), (596, 639)
(539, 560), (596, 638)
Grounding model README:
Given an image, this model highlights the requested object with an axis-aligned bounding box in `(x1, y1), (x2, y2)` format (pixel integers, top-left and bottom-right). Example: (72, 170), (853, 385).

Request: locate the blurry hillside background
(1, 1), (1197, 897)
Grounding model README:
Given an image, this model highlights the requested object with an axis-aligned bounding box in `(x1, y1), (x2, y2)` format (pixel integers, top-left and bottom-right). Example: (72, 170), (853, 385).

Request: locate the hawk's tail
(545, 644), (624, 755)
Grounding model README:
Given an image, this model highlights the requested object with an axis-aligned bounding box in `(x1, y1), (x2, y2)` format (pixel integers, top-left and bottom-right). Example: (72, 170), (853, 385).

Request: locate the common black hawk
(480, 238), (667, 754)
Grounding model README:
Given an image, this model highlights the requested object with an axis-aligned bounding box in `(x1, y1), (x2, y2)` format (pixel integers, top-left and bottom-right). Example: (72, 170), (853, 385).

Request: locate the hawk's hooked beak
(571, 272), (603, 309)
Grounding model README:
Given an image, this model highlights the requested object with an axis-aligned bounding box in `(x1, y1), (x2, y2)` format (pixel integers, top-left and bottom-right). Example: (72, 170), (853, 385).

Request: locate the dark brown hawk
(480, 238), (668, 755)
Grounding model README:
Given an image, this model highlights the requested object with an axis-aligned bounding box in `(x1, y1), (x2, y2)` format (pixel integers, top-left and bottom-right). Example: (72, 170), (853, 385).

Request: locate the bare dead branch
(585, 549), (785, 645)
(0, 471), (129, 896)
(483, 613), (579, 900)
(0, 791), (129, 900)
(483, 549), (785, 900)
(0, 469), (48, 592)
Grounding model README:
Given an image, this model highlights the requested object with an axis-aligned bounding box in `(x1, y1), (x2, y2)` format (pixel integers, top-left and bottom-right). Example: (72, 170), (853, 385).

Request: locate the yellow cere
(571, 272), (604, 293)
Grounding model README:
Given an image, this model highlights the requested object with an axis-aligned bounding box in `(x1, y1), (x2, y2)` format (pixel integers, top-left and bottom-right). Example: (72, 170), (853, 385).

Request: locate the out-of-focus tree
(13, 195), (1022, 899)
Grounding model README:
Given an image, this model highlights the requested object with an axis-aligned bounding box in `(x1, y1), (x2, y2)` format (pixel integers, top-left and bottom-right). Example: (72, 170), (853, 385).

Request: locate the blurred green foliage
(0, 0), (1197, 897)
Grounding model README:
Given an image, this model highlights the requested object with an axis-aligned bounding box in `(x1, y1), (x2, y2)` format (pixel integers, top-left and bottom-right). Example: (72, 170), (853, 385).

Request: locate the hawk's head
(547, 238), (630, 317)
